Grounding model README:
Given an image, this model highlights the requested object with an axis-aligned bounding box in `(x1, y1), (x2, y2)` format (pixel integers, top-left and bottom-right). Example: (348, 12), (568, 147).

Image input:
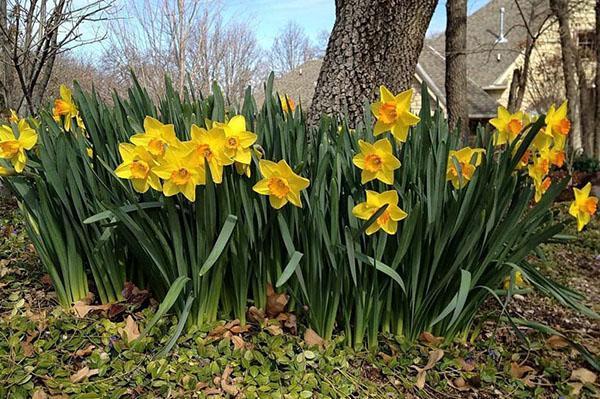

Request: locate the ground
(0, 197), (598, 398)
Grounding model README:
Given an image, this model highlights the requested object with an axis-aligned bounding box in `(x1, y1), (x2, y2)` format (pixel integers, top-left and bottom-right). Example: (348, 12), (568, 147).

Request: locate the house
(271, 0), (596, 124)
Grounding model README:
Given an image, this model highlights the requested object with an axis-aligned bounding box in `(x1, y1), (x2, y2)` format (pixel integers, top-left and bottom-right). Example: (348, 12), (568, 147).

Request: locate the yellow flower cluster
(0, 111), (38, 174)
(489, 102), (597, 230)
(490, 104), (568, 202)
(351, 85), (415, 235)
(115, 115), (311, 208)
(53, 85), (84, 132)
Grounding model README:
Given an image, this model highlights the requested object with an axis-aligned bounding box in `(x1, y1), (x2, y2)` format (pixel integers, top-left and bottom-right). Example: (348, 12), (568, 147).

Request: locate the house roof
(271, 54), (499, 118)
(416, 45), (499, 118)
(427, 0), (550, 89)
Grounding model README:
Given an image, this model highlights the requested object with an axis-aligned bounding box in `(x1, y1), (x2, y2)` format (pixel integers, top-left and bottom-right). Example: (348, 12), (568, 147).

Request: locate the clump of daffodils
(489, 102), (597, 231)
(114, 115), (311, 208)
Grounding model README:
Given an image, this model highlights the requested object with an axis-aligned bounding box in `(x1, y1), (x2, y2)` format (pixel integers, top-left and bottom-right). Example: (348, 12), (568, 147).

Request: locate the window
(577, 30), (596, 59)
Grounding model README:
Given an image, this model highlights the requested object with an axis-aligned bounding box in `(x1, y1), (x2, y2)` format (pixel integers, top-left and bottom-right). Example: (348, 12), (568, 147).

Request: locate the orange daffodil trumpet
(0, 119), (38, 173)
(446, 147), (485, 189)
(53, 85), (84, 132)
(352, 190), (408, 235)
(569, 183), (597, 231)
(253, 160), (310, 209)
(352, 139), (400, 185)
(371, 86), (420, 142)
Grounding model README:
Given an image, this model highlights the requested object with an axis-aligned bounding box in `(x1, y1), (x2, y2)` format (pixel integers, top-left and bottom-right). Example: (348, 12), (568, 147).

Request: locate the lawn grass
(0, 198), (598, 398)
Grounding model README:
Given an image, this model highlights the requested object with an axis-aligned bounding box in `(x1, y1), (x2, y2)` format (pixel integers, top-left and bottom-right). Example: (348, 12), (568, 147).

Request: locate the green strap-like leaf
(198, 215), (238, 277)
(276, 251), (303, 288)
(139, 276), (190, 340)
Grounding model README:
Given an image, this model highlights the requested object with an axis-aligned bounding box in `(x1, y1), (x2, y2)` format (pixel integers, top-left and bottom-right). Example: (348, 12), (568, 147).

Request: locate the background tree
(309, 0), (438, 127)
(0, 0), (113, 113)
(103, 0), (262, 101)
(268, 21), (317, 75)
(506, 0), (553, 112)
(445, 0), (468, 138)
(595, 0), (600, 158)
(549, 0), (583, 154)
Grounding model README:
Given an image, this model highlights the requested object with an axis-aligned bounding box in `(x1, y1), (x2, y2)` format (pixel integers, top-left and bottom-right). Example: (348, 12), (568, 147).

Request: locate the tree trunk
(550, 0), (583, 154)
(445, 0), (468, 139)
(0, 0), (9, 110)
(309, 0), (438, 127)
(595, 0), (600, 159)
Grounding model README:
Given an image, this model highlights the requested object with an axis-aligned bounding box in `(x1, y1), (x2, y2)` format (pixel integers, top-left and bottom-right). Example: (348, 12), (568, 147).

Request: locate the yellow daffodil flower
(569, 182), (598, 231)
(544, 102), (570, 149)
(371, 86), (420, 142)
(446, 147), (485, 189)
(539, 146), (565, 168)
(115, 143), (162, 193)
(280, 95), (295, 113)
(0, 120), (38, 173)
(130, 117), (179, 158)
(86, 148), (94, 158)
(153, 147), (206, 202)
(527, 156), (549, 185)
(534, 176), (552, 203)
(352, 139), (401, 185)
(352, 190), (408, 235)
(53, 85), (84, 132)
(214, 115), (257, 165)
(531, 126), (554, 151)
(490, 106), (526, 145)
(503, 271), (525, 290)
(0, 165), (14, 176)
(188, 125), (233, 184)
(253, 159), (310, 209)
(8, 109), (19, 123)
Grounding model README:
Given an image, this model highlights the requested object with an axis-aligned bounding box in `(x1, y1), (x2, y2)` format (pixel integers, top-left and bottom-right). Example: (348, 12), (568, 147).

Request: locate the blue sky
(224, 0), (491, 48)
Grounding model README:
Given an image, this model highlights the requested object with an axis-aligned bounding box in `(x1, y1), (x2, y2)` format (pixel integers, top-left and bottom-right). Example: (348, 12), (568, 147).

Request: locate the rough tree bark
(308, 0), (438, 127)
(595, 0), (600, 159)
(445, 0), (468, 139)
(550, 0), (583, 154)
(0, 0), (9, 110)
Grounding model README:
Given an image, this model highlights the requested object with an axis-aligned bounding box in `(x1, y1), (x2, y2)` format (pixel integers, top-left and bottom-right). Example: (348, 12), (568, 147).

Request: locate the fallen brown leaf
(419, 331), (443, 346)
(74, 345), (96, 358)
(247, 306), (265, 324)
(72, 294), (110, 318)
(412, 349), (444, 390)
(70, 366), (99, 383)
(510, 362), (535, 379)
(266, 284), (288, 317)
(451, 376), (470, 391)
(458, 357), (476, 372)
(220, 366), (238, 395)
(265, 324), (283, 336)
(32, 389), (47, 399)
(569, 382), (584, 396)
(304, 328), (325, 349)
(570, 368), (597, 384)
(546, 335), (569, 350)
(231, 335), (245, 350)
(118, 315), (140, 343)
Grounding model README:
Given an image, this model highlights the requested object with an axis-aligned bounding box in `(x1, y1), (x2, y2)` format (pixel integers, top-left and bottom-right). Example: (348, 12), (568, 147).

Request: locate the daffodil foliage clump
(0, 76), (596, 350)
